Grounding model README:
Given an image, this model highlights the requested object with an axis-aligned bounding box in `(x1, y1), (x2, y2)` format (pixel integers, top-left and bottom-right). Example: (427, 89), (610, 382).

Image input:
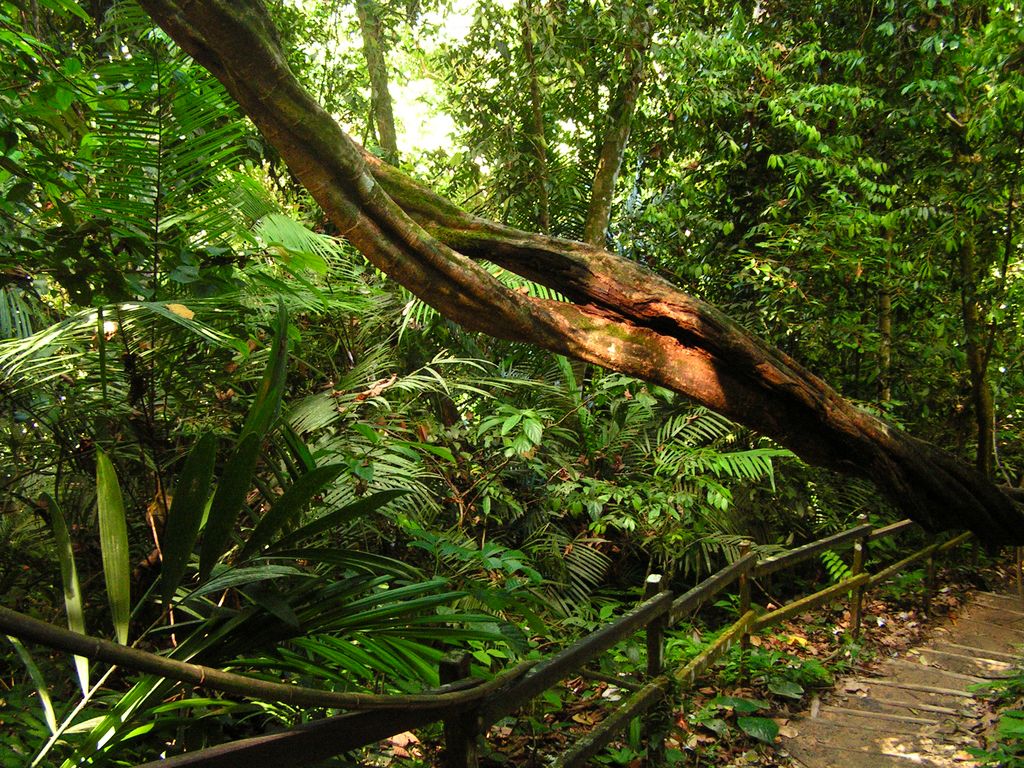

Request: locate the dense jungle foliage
(0, 0), (1021, 763)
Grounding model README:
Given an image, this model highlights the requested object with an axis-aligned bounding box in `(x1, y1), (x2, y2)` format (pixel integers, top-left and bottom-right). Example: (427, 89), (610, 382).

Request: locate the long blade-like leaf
(269, 489), (407, 551)
(199, 431), (261, 580)
(42, 493), (89, 694)
(240, 301), (288, 441)
(95, 449), (130, 645)
(238, 463), (345, 560)
(7, 635), (57, 734)
(161, 433), (217, 605)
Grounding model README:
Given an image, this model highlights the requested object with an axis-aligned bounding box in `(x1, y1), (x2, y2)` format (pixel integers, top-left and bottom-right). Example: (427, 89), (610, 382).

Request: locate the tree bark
(878, 286), (892, 403)
(581, 9), (650, 247)
(136, 0), (1024, 546)
(355, 0), (399, 164)
(519, 0), (550, 234)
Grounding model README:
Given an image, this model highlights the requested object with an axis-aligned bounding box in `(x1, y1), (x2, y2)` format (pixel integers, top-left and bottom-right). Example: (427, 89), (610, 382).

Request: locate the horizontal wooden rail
(754, 524), (872, 577)
(752, 574), (870, 632)
(0, 605), (533, 712)
(869, 519), (917, 541)
(868, 542), (940, 587)
(549, 676), (671, 768)
(675, 610), (756, 687)
(670, 552), (756, 624)
(135, 704), (463, 768)
(478, 590), (673, 726)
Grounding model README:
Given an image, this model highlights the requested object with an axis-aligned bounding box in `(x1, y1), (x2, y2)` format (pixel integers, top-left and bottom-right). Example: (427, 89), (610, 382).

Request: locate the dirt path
(778, 590), (1023, 767)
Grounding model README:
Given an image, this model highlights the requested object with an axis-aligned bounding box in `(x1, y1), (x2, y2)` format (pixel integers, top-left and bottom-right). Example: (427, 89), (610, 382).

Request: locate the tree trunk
(519, 0), (550, 234)
(581, 10), (650, 247)
(137, 0), (1024, 546)
(960, 237), (995, 477)
(355, 0), (399, 164)
(878, 286), (892, 403)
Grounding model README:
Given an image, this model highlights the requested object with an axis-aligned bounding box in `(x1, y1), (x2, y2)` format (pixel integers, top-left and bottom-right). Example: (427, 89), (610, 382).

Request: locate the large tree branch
(138, 0), (1024, 545)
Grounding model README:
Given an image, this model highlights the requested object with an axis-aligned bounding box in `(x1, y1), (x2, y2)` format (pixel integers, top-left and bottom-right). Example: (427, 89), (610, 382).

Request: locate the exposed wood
(884, 658), (986, 684)
(845, 679), (977, 698)
(931, 640), (1019, 662)
(478, 590), (672, 725)
(917, 651), (1011, 667)
(134, 0), (1024, 546)
(820, 705), (938, 726)
(846, 697), (962, 716)
(754, 524), (872, 577)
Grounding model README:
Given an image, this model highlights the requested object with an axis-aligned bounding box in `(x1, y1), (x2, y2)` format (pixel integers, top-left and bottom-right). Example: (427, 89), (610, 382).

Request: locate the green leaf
(240, 302), (289, 441)
(737, 716), (779, 743)
(96, 449), (130, 645)
(42, 493), (88, 694)
(199, 432), (261, 581)
(185, 565), (308, 600)
(238, 463), (346, 559)
(997, 711), (1024, 739)
(7, 636), (57, 734)
(701, 717), (729, 736)
(161, 433), (217, 605)
(709, 696), (767, 714)
(269, 489), (407, 551)
(767, 678), (804, 699)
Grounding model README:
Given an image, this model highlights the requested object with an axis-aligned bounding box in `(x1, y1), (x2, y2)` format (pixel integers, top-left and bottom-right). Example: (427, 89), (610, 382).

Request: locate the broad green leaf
(7, 636), (57, 735)
(161, 433), (217, 605)
(199, 432), (261, 580)
(95, 449), (130, 645)
(737, 716), (779, 743)
(709, 696), (767, 714)
(238, 463), (345, 559)
(42, 493), (88, 694)
(767, 678), (805, 700)
(997, 711), (1024, 739)
(269, 489), (407, 551)
(240, 301), (288, 441)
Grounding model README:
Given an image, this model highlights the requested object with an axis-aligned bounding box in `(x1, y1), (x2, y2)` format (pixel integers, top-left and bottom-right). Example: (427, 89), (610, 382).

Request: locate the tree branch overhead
(138, 0), (1024, 546)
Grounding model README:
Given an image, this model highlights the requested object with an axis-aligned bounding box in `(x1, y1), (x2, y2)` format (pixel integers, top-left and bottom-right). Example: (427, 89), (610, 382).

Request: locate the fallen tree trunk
(138, 0), (1024, 546)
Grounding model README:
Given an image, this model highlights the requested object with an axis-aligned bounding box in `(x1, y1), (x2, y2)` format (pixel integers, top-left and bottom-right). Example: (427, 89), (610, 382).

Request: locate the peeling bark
(137, 0), (1024, 545)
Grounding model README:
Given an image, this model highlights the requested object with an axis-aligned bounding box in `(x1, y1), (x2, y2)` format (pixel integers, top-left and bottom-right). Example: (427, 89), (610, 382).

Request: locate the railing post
(440, 653), (478, 768)
(850, 514), (869, 640)
(1017, 546), (1023, 608)
(643, 574), (667, 766)
(738, 541), (752, 651)
(923, 545), (937, 617)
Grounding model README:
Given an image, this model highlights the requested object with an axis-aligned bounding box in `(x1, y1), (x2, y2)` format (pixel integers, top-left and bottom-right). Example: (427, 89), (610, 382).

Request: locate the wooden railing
(0, 517), (984, 768)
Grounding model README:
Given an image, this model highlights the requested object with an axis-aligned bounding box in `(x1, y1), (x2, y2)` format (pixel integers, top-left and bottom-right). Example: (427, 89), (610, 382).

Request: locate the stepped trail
(778, 590), (1023, 767)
